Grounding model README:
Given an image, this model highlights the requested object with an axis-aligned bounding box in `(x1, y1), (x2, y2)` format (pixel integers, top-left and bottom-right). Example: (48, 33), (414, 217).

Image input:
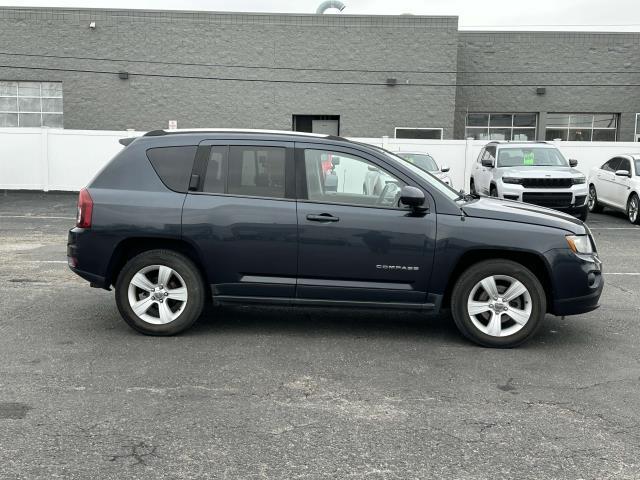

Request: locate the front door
(182, 140), (298, 298)
(611, 157), (632, 209)
(597, 157), (621, 205)
(295, 144), (436, 304)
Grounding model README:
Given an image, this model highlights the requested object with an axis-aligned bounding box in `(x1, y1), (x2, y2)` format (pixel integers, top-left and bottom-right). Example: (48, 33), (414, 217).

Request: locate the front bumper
(544, 248), (603, 316)
(499, 183), (588, 214)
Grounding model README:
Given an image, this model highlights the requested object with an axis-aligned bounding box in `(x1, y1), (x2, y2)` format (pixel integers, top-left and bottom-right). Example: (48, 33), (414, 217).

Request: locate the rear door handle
(306, 213), (339, 222)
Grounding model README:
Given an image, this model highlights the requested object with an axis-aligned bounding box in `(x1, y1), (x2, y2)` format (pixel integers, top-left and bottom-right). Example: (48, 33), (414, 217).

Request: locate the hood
(461, 196), (586, 234)
(499, 166), (582, 178)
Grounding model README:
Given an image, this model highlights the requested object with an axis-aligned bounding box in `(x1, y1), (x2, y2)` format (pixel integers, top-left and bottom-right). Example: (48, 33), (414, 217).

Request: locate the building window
(293, 115), (340, 136)
(0, 81), (63, 128)
(394, 128), (443, 140)
(465, 113), (537, 141)
(545, 113), (618, 142)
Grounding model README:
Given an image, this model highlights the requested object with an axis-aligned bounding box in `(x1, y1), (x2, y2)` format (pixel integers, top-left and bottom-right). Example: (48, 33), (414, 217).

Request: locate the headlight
(572, 176), (586, 185)
(502, 177), (523, 184)
(566, 234), (593, 254)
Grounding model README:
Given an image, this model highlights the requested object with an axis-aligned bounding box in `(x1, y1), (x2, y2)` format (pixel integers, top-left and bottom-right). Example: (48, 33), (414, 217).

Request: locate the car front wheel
(451, 260), (546, 348)
(115, 249), (205, 335)
(588, 184), (603, 213)
(628, 193), (640, 224)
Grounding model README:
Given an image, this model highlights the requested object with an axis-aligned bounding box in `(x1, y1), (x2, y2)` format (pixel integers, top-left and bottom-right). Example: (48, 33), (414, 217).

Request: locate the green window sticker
(523, 152), (535, 165)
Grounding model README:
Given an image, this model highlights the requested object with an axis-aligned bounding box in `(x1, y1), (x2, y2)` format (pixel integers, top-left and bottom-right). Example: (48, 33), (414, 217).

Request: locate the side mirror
(569, 159), (578, 167)
(481, 158), (495, 168)
(441, 165), (450, 173)
(399, 186), (427, 212)
(615, 169), (631, 178)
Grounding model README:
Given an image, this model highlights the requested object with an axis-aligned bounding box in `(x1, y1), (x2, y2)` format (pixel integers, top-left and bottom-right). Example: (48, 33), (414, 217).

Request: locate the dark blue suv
(68, 130), (603, 347)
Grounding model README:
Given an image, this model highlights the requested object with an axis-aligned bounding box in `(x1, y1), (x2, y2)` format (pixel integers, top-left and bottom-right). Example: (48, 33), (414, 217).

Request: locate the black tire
(576, 206), (588, 222)
(627, 193), (640, 225)
(588, 184), (603, 213)
(470, 179), (477, 195)
(450, 259), (546, 348)
(115, 249), (206, 335)
(490, 185), (498, 198)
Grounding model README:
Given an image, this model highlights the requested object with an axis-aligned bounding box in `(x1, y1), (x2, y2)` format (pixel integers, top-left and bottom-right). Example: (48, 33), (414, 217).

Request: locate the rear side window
(202, 146), (227, 194)
(227, 146), (286, 198)
(146, 146), (197, 192)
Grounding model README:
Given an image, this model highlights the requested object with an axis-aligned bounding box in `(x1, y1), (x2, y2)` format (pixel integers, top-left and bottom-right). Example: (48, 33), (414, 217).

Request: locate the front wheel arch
(441, 249), (553, 312)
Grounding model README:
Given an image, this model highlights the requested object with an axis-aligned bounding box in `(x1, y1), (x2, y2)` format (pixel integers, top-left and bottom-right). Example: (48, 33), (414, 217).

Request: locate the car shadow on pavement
(189, 305), (466, 343)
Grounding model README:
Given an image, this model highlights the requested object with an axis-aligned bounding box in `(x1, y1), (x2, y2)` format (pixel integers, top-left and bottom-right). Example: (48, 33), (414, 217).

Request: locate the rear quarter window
(146, 146), (197, 192)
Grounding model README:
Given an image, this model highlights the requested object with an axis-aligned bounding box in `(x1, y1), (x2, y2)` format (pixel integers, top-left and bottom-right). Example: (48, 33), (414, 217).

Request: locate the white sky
(1, 0), (640, 31)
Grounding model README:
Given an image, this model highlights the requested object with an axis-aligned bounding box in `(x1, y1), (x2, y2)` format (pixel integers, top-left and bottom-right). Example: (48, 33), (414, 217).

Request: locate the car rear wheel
(490, 185), (498, 197)
(451, 260), (546, 348)
(115, 249), (205, 335)
(470, 179), (477, 195)
(588, 184), (603, 213)
(628, 193), (640, 225)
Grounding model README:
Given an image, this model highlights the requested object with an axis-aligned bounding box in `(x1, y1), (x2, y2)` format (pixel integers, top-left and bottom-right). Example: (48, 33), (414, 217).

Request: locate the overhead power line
(1, 64), (639, 87)
(0, 51), (639, 75)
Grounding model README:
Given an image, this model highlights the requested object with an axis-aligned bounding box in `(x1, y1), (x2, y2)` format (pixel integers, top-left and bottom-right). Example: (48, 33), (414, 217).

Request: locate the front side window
(618, 158), (632, 173)
(497, 147), (568, 168)
(601, 158), (621, 172)
(634, 159), (640, 176)
(0, 81), (63, 128)
(303, 149), (405, 208)
(545, 113), (618, 142)
(465, 113), (537, 141)
(228, 146), (286, 198)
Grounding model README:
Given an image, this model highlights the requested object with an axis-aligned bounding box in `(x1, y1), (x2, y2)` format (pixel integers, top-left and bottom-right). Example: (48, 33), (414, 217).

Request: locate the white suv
(470, 142), (588, 221)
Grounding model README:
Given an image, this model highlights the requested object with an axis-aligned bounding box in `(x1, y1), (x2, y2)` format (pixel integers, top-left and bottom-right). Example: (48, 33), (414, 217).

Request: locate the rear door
(294, 143), (436, 305)
(182, 140), (298, 299)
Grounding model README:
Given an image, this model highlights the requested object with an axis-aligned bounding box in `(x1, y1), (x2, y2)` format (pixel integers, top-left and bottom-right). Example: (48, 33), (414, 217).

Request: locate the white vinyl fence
(1, 128), (639, 192)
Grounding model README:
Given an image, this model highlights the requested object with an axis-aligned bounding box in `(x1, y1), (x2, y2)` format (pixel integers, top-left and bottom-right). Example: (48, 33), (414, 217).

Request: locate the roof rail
(141, 128), (333, 138)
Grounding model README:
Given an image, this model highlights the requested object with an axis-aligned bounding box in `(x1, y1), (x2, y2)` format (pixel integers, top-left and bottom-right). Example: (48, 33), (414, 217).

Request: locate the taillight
(76, 188), (93, 228)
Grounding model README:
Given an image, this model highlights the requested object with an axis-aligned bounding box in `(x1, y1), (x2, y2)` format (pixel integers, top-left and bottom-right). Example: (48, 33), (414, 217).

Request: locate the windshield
(396, 153), (438, 172)
(380, 150), (462, 201)
(497, 147), (568, 168)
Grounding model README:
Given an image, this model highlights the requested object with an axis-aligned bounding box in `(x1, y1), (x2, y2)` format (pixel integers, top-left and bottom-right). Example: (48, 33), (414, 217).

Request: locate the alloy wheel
(629, 196), (639, 223)
(588, 186), (597, 210)
(467, 275), (532, 337)
(127, 265), (188, 324)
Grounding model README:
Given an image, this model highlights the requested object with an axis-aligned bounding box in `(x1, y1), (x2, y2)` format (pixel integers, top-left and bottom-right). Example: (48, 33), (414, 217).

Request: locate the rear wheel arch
(106, 237), (208, 288)
(441, 249), (553, 311)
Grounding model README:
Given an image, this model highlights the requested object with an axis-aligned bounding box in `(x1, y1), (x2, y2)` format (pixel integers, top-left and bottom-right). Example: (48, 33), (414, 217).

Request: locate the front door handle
(306, 213), (339, 223)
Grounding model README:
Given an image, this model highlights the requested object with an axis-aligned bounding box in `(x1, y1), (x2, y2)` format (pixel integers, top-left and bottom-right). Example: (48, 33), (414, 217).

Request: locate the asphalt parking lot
(1, 191), (639, 479)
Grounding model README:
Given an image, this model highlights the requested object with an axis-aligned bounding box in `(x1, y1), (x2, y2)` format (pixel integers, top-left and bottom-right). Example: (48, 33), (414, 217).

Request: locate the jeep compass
(68, 130), (603, 347)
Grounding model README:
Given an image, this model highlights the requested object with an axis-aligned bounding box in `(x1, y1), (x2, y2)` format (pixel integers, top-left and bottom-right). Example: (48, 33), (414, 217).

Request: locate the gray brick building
(0, 7), (638, 141)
